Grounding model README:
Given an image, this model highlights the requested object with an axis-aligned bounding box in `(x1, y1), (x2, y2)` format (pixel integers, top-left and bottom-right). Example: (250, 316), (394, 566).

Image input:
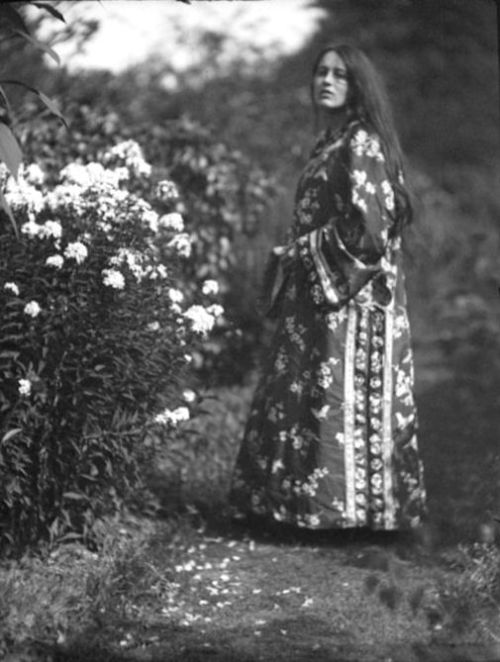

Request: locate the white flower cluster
(201, 279), (219, 296)
(45, 254), (64, 269)
(154, 406), (190, 426)
(102, 140), (152, 178)
(24, 300), (41, 318)
(61, 162), (128, 189)
(168, 288), (184, 304)
(64, 241), (88, 264)
(168, 233), (192, 258)
(155, 180), (179, 202)
(18, 378), (32, 396)
(102, 268), (125, 290)
(45, 184), (86, 215)
(183, 304), (223, 336)
(108, 248), (168, 283)
(21, 219), (63, 241)
(110, 248), (147, 282)
(159, 212), (184, 232)
(21, 163), (45, 186)
(5, 177), (45, 215)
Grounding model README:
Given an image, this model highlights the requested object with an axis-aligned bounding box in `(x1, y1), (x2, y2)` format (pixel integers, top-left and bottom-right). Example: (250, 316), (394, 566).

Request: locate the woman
(229, 44), (426, 531)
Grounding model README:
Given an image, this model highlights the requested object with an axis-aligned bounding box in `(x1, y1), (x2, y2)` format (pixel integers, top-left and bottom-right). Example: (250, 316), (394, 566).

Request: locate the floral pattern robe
(230, 121), (426, 530)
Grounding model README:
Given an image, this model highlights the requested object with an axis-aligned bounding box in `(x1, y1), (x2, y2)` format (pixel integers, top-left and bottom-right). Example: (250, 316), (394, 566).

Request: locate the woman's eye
(316, 68), (347, 80)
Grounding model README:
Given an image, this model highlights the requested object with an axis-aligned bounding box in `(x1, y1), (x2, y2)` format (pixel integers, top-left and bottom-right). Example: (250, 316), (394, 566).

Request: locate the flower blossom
(183, 305), (215, 336)
(207, 303), (224, 319)
(61, 162), (126, 189)
(155, 265), (168, 279)
(102, 140), (152, 177)
(22, 163), (45, 186)
(155, 180), (179, 202)
(159, 212), (184, 232)
(147, 321), (160, 332)
(24, 300), (41, 318)
(5, 178), (44, 214)
(102, 268), (125, 290)
(21, 219), (42, 238)
(168, 233), (192, 258)
(202, 280), (219, 296)
(109, 248), (147, 282)
(64, 242), (88, 264)
(154, 406), (190, 426)
(39, 220), (63, 240)
(182, 389), (196, 403)
(142, 209), (159, 233)
(45, 184), (85, 214)
(18, 379), (32, 396)
(3, 282), (19, 296)
(45, 254), (64, 269)
(168, 288), (184, 304)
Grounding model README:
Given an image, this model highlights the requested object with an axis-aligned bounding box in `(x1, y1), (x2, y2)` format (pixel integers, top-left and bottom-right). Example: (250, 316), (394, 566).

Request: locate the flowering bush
(0, 143), (224, 552)
(19, 102), (277, 382)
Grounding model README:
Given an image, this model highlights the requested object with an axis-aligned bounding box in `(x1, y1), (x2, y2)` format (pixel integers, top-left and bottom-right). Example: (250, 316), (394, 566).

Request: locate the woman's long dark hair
(312, 43), (413, 230)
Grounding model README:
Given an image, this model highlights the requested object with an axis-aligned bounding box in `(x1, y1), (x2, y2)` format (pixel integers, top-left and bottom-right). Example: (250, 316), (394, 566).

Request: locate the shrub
(0, 142), (224, 553)
(18, 102), (278, 383)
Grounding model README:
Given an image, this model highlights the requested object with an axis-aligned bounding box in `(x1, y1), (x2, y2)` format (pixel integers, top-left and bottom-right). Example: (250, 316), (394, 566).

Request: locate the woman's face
(312, 51), (349, 111)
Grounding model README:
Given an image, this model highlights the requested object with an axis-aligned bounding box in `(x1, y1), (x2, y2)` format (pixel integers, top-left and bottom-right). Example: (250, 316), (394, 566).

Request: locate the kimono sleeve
(296, 126), (397, 310)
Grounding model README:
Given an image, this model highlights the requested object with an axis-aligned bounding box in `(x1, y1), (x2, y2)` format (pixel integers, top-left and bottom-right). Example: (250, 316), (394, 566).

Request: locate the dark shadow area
(416, 371), (500, 547)
(32, 620), (500, 662)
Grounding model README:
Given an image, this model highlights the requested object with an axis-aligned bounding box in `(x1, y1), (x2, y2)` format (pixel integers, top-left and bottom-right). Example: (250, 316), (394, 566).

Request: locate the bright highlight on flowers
(102, 268), (125, 290)
(183, 305), (216, 336)
(64, 242), (88, 264)
(154, 406), (191, 426)
(202, 280), (219, 296)
(45, 255), (64, 269)
(182, 389), (196, 403)
(159, 212), (184, 232)
(24, 301), (41, 318)
(39, 220), (63, 240)
(168, 288), (184, 304)
(168, 233), (192, 258)
(22, 163), (45, 186)
(18, 379), (32, 396)
(155, 180), (179, 203)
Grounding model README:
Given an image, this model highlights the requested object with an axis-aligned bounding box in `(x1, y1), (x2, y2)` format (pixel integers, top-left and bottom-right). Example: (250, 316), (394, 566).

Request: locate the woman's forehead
(317, 51), (346, 70)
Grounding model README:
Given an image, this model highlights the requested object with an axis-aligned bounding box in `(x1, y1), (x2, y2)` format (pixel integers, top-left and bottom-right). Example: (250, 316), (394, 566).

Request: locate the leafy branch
(0, 1), (67, 233)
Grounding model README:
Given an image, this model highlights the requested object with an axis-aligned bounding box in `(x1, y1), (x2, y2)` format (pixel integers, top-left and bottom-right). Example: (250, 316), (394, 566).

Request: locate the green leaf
(0, 5), (30, 35)
(0, 187), (19, 237)
(30, 2), (66, 23)
(0, 84), (12, 115)
(63, 491), (88, 501)
(0, 80), (67, 127)
(2, 428), (22, 443)
(13, 29), (60, 66)
(38, 91), (68, 127)
(0, 123), (22, 179)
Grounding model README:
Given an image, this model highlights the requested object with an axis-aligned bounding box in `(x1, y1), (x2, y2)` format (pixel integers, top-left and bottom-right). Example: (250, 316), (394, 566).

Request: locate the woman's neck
(316, 106), (348, 135)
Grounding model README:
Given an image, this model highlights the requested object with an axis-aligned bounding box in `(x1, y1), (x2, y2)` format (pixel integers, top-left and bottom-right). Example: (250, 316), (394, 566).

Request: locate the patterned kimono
(230, 120), (426, 530)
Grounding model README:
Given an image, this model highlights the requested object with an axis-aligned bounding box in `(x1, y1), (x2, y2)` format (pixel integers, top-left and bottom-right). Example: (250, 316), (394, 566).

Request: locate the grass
(1, 344), (500, 661)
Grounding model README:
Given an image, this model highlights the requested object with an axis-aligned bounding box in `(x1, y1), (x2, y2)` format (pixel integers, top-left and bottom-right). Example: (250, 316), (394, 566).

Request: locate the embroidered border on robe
(343, 301), (357, 526)
(382, 303), (395, 528)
